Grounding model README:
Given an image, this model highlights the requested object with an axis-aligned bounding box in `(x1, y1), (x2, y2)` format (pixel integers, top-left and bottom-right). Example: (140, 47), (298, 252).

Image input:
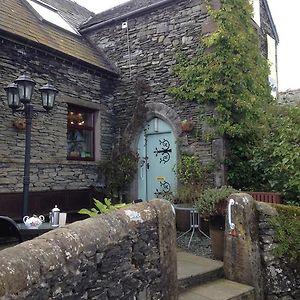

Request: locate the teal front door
(138, 118), (177, 200)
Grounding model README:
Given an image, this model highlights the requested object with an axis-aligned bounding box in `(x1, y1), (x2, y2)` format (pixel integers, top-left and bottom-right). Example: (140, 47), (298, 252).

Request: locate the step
(179, 279), (255, 300)
(177, 250), (224, 291)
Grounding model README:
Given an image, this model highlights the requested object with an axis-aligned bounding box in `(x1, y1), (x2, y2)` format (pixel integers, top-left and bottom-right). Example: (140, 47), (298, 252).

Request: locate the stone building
(80, 0), (279, 201)
(0, 0), (279, 218)
(279, 89), (300, 105)
(0, 0), (118, 217)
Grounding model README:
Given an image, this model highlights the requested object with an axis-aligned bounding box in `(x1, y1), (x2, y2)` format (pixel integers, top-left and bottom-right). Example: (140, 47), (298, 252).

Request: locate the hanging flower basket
(13, 118), (26, 130)
(181, 119), (194, 132)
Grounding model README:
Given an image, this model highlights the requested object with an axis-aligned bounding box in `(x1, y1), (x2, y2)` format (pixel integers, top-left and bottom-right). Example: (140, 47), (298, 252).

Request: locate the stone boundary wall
(224, 193), (299, 300)
(256, 202), (299, 300)
(0, 200), (177, 300)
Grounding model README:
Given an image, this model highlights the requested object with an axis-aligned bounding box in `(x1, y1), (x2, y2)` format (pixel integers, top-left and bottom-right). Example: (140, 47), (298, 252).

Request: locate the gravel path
(176, 231), (213, 259)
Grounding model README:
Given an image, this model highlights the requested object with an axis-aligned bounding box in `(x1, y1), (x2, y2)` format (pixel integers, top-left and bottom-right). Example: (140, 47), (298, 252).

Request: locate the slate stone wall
(86, 0), (278, 190)
(256, 202), (300, 300)
(0, 200), (177, 300)
(0, 37), (116, 193)
(87, 0), (216, 165)
(260, 0), (278, 57)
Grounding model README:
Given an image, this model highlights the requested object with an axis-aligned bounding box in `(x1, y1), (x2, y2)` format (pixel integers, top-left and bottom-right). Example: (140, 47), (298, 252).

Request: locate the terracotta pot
(209, 215), (225, 261)
(175, 207), (190, 231)
(209, 227), (225, 261)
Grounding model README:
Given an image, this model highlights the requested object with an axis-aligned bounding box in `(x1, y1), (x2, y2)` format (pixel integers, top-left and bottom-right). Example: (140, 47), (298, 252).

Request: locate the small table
(17, 223), (56, 240)
(175, 205), (210, 248)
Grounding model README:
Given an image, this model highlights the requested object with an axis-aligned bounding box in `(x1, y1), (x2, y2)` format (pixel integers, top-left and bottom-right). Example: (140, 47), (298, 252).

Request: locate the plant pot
(209, 227), (225, 260)
(209, 215), (225, 261)
(174, 204), (191, 231)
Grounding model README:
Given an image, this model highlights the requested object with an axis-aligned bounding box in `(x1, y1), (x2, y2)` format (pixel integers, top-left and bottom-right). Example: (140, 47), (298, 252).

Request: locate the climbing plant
(175, 154), (214, 204)
(100, 151), (138, 201)
(169, 0), (300, 199)
(170, 0), (273, 139)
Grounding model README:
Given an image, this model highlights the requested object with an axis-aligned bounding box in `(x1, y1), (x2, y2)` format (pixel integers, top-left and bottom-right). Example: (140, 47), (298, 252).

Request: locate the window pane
(67, 110), (93, 127)
(67, 128), (93, 159)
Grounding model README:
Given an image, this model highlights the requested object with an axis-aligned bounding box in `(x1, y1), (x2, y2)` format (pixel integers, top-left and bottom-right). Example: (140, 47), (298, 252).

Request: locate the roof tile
(0, 0), (116, 73)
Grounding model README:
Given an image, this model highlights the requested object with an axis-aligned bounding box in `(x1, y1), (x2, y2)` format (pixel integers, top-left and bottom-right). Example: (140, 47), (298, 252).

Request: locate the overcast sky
(74, 0), (300, 92)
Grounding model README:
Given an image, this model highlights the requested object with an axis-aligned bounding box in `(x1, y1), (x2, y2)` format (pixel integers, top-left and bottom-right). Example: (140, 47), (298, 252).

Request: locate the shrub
(194, 186), (237, 217)
(268, 204), (300, 263)
(174, 154), (214, 204)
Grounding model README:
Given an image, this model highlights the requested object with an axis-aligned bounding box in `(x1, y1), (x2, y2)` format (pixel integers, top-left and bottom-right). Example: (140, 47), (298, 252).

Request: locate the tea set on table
(22, 205), (65, 229)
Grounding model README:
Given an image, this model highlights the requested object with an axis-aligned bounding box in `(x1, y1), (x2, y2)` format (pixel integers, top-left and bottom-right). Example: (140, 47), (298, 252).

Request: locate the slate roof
(80, 0), (173, 30)
(40, 0), (94, 30)
(80, 0), (279, 44)
(0, 0), (116, 73)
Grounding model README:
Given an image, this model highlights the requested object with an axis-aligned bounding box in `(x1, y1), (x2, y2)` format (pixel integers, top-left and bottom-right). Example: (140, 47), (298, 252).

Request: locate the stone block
(224, 193), (264, 299)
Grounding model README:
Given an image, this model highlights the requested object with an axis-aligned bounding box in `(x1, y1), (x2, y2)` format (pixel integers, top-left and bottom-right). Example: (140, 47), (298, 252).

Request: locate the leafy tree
(249, 105), (300, 203)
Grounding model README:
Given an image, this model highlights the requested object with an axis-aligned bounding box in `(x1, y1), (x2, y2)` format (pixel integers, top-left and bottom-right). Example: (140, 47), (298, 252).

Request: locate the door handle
(140, 159), (145, 179)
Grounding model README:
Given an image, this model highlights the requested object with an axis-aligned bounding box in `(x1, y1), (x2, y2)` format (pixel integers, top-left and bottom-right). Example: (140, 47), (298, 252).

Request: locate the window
(250, 0), (261, 27)
(267, 34), (277, 96)
(26, 0), (78, 34)
(67, 106), (95, 160)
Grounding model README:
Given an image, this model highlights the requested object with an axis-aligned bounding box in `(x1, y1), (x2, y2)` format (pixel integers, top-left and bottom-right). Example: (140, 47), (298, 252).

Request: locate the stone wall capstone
(0, 199), (178, 300)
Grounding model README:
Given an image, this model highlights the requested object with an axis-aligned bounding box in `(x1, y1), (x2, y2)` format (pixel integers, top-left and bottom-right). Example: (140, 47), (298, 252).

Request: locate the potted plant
(194, 186), (237, 260)
(173, 154), (213, 231)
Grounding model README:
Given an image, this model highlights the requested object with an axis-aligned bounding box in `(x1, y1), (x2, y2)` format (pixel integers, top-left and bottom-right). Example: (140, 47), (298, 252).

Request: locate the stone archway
(125, 102), (181, 200)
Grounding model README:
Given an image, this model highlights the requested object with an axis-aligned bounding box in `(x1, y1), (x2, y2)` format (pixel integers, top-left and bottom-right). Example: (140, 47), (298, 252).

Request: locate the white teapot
(23, 215), (45, 229)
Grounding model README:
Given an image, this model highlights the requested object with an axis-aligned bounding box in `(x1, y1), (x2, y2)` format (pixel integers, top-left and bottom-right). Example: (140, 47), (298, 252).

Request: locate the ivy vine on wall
(169, 0), (300, 203)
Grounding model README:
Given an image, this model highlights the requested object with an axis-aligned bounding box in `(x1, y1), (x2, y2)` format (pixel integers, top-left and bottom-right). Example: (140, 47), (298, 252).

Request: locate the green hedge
(268, 204), (300, 263)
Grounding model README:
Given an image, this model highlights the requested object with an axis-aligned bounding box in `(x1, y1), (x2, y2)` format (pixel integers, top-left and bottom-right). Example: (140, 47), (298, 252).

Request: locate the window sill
(67, 157), (94, 162)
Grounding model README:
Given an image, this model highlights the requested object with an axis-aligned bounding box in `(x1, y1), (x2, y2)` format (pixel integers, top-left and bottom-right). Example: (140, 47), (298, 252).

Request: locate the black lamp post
(4, 74), (58, 217)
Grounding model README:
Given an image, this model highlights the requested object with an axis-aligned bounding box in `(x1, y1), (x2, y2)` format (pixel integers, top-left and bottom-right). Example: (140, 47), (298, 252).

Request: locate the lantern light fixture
(3, 74), (58, 217)
(4, 83), (21, 110)
(39, 82), (58, 112)
(14, 74), (36, 104)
